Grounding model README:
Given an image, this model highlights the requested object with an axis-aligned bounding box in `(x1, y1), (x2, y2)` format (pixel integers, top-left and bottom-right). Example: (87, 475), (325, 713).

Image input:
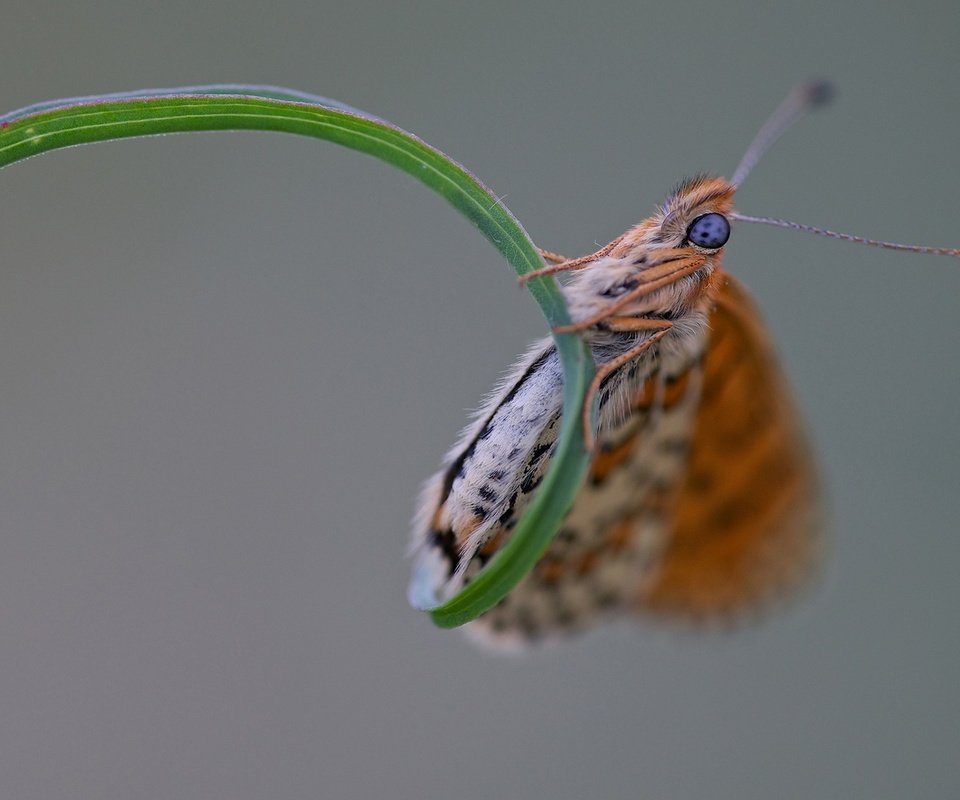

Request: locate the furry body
(409, 177), (818, 648)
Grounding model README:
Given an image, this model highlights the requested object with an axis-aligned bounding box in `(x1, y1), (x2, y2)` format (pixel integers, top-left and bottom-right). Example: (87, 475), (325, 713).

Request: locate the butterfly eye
(686, 213), (730, 249)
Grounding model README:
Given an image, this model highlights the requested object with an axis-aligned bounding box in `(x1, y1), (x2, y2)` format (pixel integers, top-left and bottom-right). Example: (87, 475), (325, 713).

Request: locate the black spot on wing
(593, 589), (619, 610)
(513, 607), (541, 640)
(520, 471), (542, 495)
(429, 529), (461, 575)
(658, 437), (690, 455)
(438, 347), (553, 504)
(528, 442), (553, 468)
(478, 485), (498, 503)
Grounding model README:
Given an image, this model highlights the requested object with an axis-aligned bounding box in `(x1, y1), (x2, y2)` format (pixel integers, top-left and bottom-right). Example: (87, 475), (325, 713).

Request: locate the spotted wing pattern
(635, 273), (820, 621)
(465, 273), (819, 647)
(462, 339), (707, 648)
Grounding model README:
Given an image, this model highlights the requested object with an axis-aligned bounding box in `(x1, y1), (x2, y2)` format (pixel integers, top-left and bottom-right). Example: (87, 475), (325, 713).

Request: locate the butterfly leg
(599, 317), (674, 333)
(553, 254), (706, 334)
(538, 248), (571, 264)
(581, 322), (672, 451)
(519, 235), (626, 286)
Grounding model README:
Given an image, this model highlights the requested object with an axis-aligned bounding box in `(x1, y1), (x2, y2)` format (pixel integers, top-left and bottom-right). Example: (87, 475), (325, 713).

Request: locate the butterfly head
(657, 175), (735, 250)
(562, 176), (736, 326)
(611, 174), (736, 258)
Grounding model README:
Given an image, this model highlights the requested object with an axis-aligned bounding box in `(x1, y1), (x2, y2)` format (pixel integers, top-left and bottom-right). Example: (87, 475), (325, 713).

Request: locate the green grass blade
(0, 84), (376, 125)
(0, 87), (594, 628)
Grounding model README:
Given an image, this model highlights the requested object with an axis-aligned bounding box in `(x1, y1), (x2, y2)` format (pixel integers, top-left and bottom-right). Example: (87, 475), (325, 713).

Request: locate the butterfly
(407, 82), (959, 650)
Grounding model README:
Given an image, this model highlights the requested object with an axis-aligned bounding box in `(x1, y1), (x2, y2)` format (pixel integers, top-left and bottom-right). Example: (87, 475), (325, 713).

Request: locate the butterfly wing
(412, 269), (819, 648)
(635, 272), (821, 621)
(461, 272), (819, 647)
(462, 324), (711, 647)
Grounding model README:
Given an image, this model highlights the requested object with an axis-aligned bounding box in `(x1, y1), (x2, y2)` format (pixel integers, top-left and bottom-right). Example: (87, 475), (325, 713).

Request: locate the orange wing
(636, 272), (821, 621)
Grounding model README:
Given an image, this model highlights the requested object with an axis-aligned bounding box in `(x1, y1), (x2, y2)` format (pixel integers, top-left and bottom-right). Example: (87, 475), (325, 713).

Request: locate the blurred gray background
(1, 2), (958, 798)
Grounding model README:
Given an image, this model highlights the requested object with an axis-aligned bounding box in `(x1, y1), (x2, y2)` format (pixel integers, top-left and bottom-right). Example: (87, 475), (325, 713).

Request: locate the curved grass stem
(0, 85), (595, 628)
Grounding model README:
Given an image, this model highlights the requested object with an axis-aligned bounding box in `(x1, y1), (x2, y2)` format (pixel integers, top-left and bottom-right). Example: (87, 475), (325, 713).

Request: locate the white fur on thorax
(564, 249), (719, 332)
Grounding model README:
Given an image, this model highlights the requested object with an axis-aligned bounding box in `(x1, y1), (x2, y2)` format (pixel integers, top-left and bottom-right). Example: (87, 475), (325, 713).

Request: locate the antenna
(731, 80), (834, 188)
(730, 213), (960, 257)
(730, 82), (958, 258)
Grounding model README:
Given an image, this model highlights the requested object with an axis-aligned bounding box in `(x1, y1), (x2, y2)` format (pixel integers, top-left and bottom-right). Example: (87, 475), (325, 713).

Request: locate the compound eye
(686, 213), (730, 249)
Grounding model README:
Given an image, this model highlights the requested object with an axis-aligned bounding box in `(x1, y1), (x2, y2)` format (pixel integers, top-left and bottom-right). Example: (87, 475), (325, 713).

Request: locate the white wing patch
(465, 350), (704, 648)
(409, 323), (708, 649)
